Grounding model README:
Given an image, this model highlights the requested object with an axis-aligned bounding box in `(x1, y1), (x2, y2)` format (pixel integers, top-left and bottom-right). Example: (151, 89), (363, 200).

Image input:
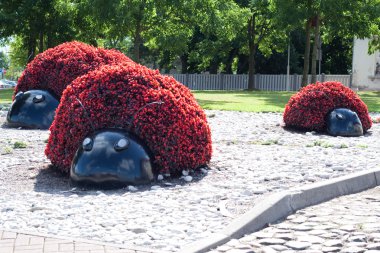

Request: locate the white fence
(168, 74), (352, 91)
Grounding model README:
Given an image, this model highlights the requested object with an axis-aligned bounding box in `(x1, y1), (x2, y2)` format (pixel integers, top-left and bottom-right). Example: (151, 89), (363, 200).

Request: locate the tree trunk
(301, 18), (312, 87)
(311, 15), (320, 84)
(209, 58), (219, 74)
(237, 54), (248, 74)
(180, 54), (188, 74)
(133, 23), (142, 62)
(248, 46), (257, 90)
(224, 48), (238, 74)
(46, 32), (53, 48)
(39, 31), (44, 53)
(27, 35), (37, 63)
(248, 15), (256, 90)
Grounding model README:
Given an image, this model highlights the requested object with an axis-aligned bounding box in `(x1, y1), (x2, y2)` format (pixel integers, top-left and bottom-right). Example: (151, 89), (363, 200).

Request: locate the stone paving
(210, 186), (380, 253)
(0, 230), (161, 253)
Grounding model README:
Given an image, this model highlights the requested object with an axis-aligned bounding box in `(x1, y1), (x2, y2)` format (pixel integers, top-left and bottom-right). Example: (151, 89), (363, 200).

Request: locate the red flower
(283, 81), (372, 132)
(45, 64), (212, 175)
(14, 41), (135, 99)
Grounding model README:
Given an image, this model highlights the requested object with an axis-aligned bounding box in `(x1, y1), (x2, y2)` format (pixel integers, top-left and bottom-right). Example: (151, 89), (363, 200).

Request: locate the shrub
(14, 41), (134, 99)
(45, 64), (212, 175)
(283, 81), (372, 132)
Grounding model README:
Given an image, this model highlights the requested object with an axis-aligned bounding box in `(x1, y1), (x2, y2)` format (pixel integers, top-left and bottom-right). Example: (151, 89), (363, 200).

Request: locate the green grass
(0, 88), (14, 104)
(356, 91), (380, 112)
(13, 141), (28, 149)
(193, 90), (294, 112)
(193, 90), (380, 112)
(1, 88), (379, 113)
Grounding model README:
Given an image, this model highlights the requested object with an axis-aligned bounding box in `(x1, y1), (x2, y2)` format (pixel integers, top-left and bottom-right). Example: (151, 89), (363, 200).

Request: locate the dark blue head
(7, 90), (59, 129)
(70, 129), (154, 188)
(326, 108), (363, 137)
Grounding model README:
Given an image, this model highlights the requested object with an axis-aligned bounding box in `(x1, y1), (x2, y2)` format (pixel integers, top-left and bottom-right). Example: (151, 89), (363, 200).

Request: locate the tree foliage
(0, 51), (9, 69)
(274, 0), (380, 86)
(1, 0), (379, 82)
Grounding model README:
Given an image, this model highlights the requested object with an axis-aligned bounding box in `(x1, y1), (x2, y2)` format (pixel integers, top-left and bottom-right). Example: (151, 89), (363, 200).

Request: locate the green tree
(78, 0), (157, 62)
(275, 0), (380, 86)
(234, 0), (285, 90)
(0, 0), (76, 63)
(0, 51), (9, 70)
(186, 1), (250, 74)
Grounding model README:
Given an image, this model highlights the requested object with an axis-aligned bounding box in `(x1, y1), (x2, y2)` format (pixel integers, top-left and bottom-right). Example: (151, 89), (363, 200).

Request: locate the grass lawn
(0, 88), (13, 104)
(193, 90), (294, 112)
(193, 90), (380, 113)
(1, 88), (379, 112)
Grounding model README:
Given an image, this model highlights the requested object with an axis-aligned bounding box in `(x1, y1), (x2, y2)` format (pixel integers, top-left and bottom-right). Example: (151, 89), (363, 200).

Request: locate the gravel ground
(0, 109), (380, 252)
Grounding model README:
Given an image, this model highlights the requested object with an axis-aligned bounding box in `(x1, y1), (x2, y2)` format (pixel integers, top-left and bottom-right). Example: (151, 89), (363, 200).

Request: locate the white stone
(184, 176), (193, 182)
(201, 168), (208, 174)
(285, 241), (311, 250)
(157, 174), (164, 180)
(128, 185), (138, 192)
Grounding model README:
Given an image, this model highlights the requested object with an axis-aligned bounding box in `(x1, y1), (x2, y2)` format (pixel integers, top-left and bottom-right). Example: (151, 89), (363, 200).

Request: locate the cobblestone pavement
(210, 186), (380, 253)
(0, 230), (161, 253)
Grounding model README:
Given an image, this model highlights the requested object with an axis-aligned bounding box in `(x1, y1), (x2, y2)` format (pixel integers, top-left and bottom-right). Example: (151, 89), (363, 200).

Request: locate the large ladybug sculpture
(7, 41), (134, 129)
(283, 81), (372, 136)
(45, 63), (212, 187)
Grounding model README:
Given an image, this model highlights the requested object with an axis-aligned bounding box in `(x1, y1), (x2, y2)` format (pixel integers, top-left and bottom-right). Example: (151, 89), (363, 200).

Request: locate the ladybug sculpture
(7, 90), (59, 129)
(7, 41), (134, 129)
(45, 63), (212, 187)
(283, 81), (372, 136)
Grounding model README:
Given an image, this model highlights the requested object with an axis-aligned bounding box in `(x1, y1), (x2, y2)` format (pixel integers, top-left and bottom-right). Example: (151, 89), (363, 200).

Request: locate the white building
(352, 38), (380, 90)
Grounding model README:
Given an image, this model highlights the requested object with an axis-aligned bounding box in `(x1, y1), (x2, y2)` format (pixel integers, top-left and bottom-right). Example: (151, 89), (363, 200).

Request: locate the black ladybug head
(326, 108), (363, 137)
(7, 90), (59, 129)
(70, 129), (154, 188)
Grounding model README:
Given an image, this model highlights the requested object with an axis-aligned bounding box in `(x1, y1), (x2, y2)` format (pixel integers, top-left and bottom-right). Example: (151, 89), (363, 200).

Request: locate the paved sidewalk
(209, 186), (380, 253)
(0, 230), (160, 253)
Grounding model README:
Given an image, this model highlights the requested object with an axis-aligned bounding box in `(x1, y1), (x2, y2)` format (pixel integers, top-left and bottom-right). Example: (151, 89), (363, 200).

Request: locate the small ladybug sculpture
(283, 81), (372, 136)
(8, 41), (134, 129)
(7, 90), (59, 129)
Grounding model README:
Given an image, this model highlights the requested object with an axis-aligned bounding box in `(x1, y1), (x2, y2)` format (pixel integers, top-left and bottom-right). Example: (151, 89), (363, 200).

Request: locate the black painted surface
(7, 90), (59, 129)
(71, 129), (154, 188)
(326, 108), (363, 137)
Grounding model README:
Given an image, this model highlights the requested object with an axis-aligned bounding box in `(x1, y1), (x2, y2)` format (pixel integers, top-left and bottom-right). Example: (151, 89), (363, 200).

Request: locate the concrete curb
(0, 228), (170, 253)
(179, 168), (380, 253)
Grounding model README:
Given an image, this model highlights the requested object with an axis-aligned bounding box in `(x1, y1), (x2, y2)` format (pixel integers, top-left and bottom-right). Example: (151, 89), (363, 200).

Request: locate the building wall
(352, 38), (380, 90)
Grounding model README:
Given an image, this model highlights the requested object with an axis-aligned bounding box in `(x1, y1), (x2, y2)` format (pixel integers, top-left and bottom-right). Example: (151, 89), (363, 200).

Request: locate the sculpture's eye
(33, 94), (45, 103)
(114, 138), (129, 151)
(336, 113), (344, 120)
(82, 137), (93, 151)
(15, 91), (24, 101)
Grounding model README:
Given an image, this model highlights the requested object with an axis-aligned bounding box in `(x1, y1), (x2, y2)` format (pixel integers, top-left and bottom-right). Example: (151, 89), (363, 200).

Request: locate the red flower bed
(45, 64), (212, 175)
(14, 41), (134, 99)
(283, 81), (372, 132)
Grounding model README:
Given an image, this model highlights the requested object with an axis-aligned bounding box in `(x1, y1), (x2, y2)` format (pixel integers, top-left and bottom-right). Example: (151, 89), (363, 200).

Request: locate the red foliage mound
(45, 64), (212, 174)
(283, 81), (372, 132)
(14, 41), (134, 99)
